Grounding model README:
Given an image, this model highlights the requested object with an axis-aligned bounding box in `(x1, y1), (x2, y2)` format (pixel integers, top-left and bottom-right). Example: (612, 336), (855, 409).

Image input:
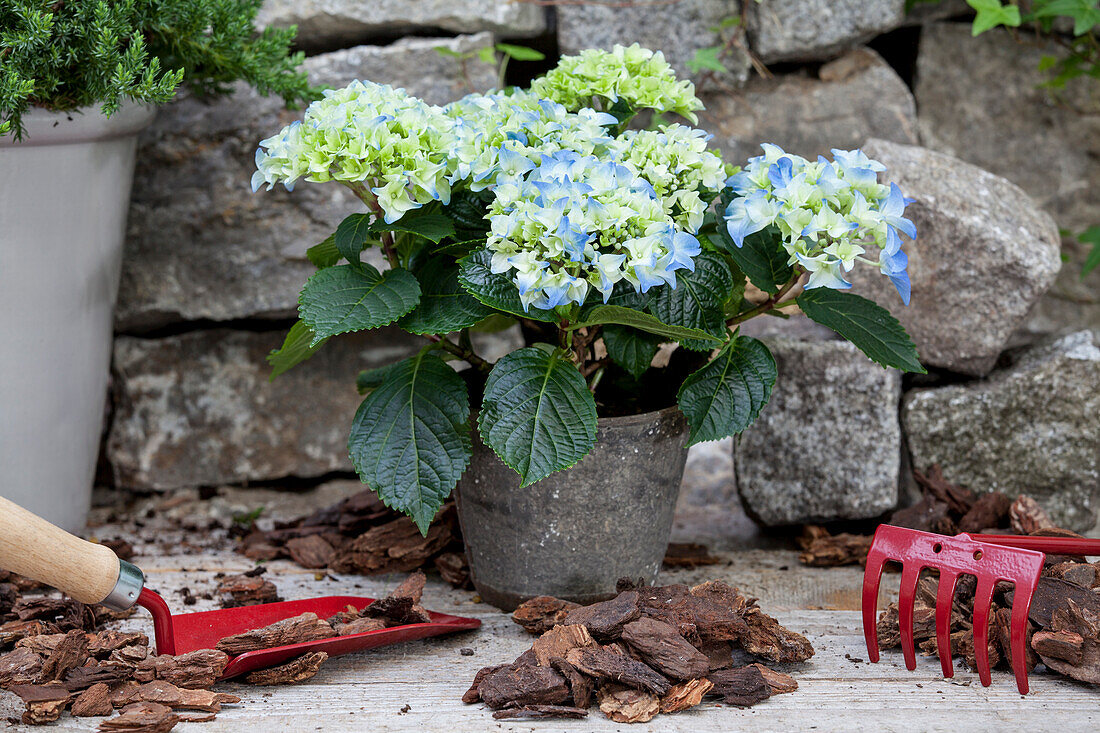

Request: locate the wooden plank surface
(3, 544), (1097, 732)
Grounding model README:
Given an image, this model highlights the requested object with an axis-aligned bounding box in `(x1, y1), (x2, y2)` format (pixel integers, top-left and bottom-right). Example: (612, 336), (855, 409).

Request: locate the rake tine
(1009, 590), (1032, 695)
(971, 576), (996, 687)
(862, 545), (889, 663)
(897, 563), (921, 671)
(934, 571), (958, 679)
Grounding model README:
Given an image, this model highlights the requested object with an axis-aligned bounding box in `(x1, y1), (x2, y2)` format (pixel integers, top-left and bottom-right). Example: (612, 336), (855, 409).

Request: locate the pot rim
(595, 403), (684, 427)
(0, 101), (157, 149)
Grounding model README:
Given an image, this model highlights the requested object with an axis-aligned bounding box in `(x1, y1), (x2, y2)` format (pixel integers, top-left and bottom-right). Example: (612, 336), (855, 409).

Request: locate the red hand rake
(862, 524), (1100, 694)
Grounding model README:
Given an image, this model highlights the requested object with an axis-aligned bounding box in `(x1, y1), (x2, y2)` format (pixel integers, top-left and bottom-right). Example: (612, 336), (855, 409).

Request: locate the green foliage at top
(0, 0), (313, 139)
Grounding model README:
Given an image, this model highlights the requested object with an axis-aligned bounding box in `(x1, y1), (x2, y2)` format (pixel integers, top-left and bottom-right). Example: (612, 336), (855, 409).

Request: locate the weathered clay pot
(454, 406), (690, 611)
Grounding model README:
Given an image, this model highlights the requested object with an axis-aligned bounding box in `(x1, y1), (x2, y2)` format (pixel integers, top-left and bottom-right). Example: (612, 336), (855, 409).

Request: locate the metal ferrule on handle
(101, 559), (146, 611)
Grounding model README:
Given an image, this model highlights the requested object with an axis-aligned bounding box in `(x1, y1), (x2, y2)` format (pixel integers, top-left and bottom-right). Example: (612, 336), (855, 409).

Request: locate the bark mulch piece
(244, 651), (328, 685)
(477, 664), (570, 710)
(512, 596), (580, 635)
(662, 543), (723, 569)
(491, 704), (588, 720)
(112, 680), (240, 712)
(562, 592), (641, 640)
(0, 647), (43, 687)
(214, 612), (336, 655)
(9, 684), (73, 725)
(549, 657), (594, 709)
(620, 617), (710, 681)
(434, 552), (470, 589)
(708, 665), (771, 707)
(596, 683), (660, 723)
(284, 535), (336, 569)
(658, 678), (713, 713)
(98, 702), (180, 733)
(462, 665), (506, 704)
(71, 682), (114, 717)
(215, 573), (280, 608)
(565, 646), (671, 696)
(798, 526), (874, 568)
(39, 629), (89, 682)
(133, 649), (229, 689)
(531, 624), (595, 666)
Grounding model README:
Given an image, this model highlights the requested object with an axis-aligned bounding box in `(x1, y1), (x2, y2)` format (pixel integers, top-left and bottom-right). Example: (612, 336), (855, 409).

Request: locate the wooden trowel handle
(0, 495), (140, 607)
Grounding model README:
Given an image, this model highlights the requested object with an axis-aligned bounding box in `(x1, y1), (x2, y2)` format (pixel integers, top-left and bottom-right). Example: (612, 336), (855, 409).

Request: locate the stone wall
(102, 2), (1099, 537)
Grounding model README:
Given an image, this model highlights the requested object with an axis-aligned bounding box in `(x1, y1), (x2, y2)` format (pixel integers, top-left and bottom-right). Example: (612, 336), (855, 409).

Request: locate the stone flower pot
(0, 104), (155, 531)
(454, 406), (690, 611)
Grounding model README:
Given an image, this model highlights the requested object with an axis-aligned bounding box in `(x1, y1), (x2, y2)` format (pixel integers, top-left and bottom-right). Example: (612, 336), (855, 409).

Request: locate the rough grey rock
(903, 330), (1100, 532)
(116, 34), (496, 332)
(847, 139), (1062, 376)
(556, 0), (750, 84)
(258, 0), (546, 48)
(916, 23), (1100, 342)
(107, 327), (423, 490)
(746, 0), (905, 62)
(735, 338), (902, 526)
(698, 48), (918, 167)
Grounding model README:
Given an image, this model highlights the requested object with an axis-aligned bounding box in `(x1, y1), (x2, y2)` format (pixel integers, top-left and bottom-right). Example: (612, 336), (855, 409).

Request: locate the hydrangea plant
(254, 45), (924, 534)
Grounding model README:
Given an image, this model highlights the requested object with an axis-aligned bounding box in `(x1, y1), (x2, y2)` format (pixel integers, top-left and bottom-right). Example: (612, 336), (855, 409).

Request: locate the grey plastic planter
(454, 406), (690, 611)
(0, 104), (155, 531)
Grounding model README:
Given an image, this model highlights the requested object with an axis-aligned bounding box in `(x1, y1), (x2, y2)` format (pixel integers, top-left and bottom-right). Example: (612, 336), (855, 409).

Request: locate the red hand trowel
(0, 496), (480, 679)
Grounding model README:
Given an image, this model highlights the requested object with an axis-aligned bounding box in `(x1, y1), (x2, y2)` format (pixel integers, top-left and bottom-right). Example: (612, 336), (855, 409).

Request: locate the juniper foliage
(0, 0), (313, 139)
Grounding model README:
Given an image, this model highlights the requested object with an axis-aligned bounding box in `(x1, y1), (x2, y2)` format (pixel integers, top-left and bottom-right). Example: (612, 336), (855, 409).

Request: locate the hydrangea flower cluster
(530, 44), (703, 122)
(487, 150), (701, 311)
(443, 90), (617, 193)
(724, 144), (915, 303)
(252, 80), (454, 223)
(607, 124), (726, 233)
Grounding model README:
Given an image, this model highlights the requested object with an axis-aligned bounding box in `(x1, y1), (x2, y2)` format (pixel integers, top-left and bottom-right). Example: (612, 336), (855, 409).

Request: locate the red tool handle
(969, 533), (1100, 556)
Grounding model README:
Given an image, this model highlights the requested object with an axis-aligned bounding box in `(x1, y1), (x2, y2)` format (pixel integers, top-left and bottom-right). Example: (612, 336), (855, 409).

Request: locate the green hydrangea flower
(530, 44), (703, 123)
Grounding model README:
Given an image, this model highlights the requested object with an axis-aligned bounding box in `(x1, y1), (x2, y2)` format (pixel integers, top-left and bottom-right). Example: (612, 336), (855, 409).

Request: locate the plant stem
(346, 181), (400, 269)
(726, 269), (804, 327)
(588, 365), (606, 394)
(425, 334), (492, 374)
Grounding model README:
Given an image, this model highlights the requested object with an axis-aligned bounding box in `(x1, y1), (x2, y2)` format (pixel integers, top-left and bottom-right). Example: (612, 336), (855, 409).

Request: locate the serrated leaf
(677, 335), (777, 445)
(457, 249), (556, 323)
(445, 189), (494, 236)
(571, 304), (723, 344)
(348, 352), (471, 534)
(796, 289), (925, 373)
(334, 213), (374, 263)
(299, 263), (421, 343)
(267, 320), (327, 379)
(606, 279), (650, 310)
(603, 325), (662, 379)
(715, 223), (793, 293)
(478, 348), (598, 487)
(398, 258), (494, 335)
(307, 234), (341, 268)
(649, 252), (733, 349)
(496, 43), (546, 61)
(370, 212), (456, 244)
(356, 361), (403, 394)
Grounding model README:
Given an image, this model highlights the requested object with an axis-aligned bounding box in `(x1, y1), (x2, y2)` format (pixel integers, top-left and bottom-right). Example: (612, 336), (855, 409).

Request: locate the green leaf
(968, 0), (1022, 34)
(606, 280), (650, 310)
(649, 252), (733, 349)
(723, 260), (747, 318)
(299, 263), (421, 343)
(267, 320), (327, 379)
(571, 305), (723, 344)
(715, 223), (794, 293)
(348, 352), (472, 535)
(445, 189), (494, 236)
(676, 335), (777, 445)
(398, 259), (495, 335)
(1078, 225), (1100, 277)
(356, 362), (403, 394)
(687, 46), (729, 74)
(478, 348), (598, 487)
(477, 46), (498, 65)
(457, 249), (557, 323)
(603, 325), (662, 379)
(796, 289), (926, 373)
(306, 234), (341, 269)
(334, 213), (374, 264)
(370, 212), (456, 244)
(495, 43), (546, 61)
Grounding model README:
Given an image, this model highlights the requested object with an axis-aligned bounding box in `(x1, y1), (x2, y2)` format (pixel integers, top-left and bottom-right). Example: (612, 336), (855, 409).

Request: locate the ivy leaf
(267, 320), (327, 380)
(1078, 225), (1100, 278)
(334, 213), (374, 264)
(570, 304), (723, 344)
(306, 234), (341, 269)
(348, 352), (472, 535)
(968, 0), (1022, 34)
(677, 335), (777, 445)
(479, 347), (598, 487)
(495, 43), (546, 61)
(714, 223), (793, 294)
(369, 211), (456, 244)
(796, 289), (925, 373)
(603, 325), (662, 379)
(457, 249), (557, 323)
(398, 258), (494, 335)
(649, 252), (733, 349)
(298, 263), (421, 344)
